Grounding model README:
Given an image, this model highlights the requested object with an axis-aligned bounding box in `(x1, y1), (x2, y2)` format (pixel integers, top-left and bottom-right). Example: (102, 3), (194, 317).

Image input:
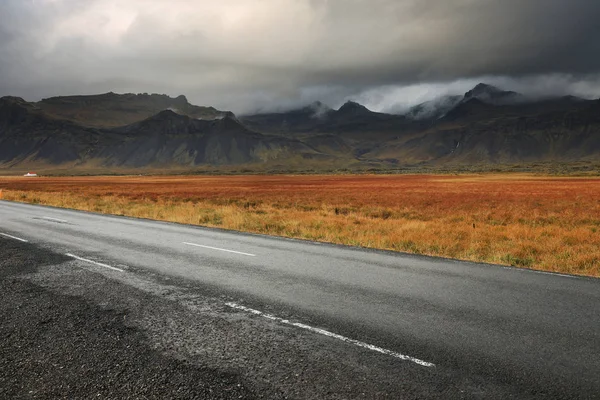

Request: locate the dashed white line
(183, 242), (256, 257)
(225, 302), (435, 368)
(0, 232), (29, 242)
(66, 253), (125, 272)
(41, 216), (68, 223)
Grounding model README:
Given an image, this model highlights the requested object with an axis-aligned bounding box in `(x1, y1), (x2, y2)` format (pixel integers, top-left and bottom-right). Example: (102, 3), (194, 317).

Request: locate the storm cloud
(1, 0), (599, 113)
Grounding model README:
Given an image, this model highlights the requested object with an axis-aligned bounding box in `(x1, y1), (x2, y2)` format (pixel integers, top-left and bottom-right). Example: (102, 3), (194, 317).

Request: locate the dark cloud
(1, 0), (599, 113)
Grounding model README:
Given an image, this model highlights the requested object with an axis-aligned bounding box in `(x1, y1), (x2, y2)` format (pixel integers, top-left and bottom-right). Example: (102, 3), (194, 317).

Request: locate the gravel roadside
(0, 238), (255, 399)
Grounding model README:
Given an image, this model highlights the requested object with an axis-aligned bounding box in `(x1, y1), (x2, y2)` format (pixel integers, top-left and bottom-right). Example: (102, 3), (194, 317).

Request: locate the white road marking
(40, 216), (68, 223)
(66, 253), (125, 273)
(0, 232), (29, 242)
(502, 266), (578, 279)
(183, 242), (256, 257)
(225, 302), (435, 368)
(525, 270), (578, 279)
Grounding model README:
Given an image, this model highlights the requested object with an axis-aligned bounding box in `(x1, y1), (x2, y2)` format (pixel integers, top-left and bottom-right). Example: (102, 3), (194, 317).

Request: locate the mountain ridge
(0, 96), (334, 169)
(1, 84), (600, 172)
(35, 92), (231, 128)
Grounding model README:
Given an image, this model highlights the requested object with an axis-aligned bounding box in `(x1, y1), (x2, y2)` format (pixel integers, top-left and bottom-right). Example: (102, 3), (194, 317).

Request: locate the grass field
(0, 174), (598, 277)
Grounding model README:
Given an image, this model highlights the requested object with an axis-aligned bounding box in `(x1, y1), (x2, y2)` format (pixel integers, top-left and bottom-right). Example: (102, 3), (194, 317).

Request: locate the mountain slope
(0, 97), (99, 166)
(240, 100), (411, 136)
(238, 102), (332, 134)
(366, 98), (600, 164)
(406, 83), (525, 122)
(2, 84), (600, 172)
(463, 83), (524, 105)
(406, 95), (462, 120)
(36, 92), (231, 128)
(93, 110), (326, 167)
(0, 97), (331, 169)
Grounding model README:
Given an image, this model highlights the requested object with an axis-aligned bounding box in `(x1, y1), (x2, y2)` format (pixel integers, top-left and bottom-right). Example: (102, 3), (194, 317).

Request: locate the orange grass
(0, 174), (598, 277)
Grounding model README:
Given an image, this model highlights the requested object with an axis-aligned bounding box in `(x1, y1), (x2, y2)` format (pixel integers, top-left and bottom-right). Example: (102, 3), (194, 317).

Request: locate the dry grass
(0, 174), (598, 277)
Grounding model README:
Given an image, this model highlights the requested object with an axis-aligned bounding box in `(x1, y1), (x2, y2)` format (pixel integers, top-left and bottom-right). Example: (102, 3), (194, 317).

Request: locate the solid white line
(0, 232), (29, 242)
(225, 302), (435, 368)
(66, 253), (125, 272)
(525, 270), (578, 279)
(502, 266), (578, 279)
(183, 242), (256, 257)
(41, 216), (68, 223)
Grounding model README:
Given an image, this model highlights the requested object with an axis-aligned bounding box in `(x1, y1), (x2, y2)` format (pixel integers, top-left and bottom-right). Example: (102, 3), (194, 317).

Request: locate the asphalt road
(1, 200), (599, 399)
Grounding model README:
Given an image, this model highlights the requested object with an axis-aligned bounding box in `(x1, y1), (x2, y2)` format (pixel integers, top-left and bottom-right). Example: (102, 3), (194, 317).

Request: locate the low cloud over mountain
(2, 82), (600, 171)
(1, 0), (599, 113)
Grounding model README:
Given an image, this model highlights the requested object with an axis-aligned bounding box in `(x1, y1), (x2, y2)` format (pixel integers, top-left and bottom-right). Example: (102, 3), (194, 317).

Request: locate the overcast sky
(1, 0), (600, 114)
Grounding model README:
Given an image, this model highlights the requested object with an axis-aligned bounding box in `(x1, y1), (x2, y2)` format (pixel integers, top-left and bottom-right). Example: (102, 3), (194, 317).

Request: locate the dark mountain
(442, 98), (600, 164)
(0, 97), (330, 169)
(98, 110), (325, 167)
(335, 101), (371, 116)
(365, 97), (600, 164)
(36, 92), (231, 128)
(238, 102), (333, 134)
(240, 100), (410, 136)
(0, 96), (99, 166)
(303, 134), (353, 156)
(406, 83), (524, 121)
(2, 84), (600, 172)
(463, 83), (524, 105)
(442, 98), (497, 121)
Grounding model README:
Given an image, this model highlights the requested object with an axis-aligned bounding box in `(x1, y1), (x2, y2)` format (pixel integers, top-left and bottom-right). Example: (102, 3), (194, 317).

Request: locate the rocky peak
(463, 83), (522, 105)
(215, 113), (249, 132)
(337, 101), (370, 115)
(0, 96), (28, 104)
(153, 109), (187, 120)
(464, 83), (504, 99)
(173, 94), (189, 107)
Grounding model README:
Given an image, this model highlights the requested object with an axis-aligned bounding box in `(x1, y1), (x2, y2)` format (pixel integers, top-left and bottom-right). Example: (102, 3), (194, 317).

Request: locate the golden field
(0, 174), (598, 277)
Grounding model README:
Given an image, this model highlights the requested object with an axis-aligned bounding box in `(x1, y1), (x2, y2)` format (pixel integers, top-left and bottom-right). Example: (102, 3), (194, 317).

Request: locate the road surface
(0, 200), (599, 399)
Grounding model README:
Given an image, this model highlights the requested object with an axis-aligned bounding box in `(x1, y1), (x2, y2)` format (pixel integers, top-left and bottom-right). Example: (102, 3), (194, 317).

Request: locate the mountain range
(1, 84), (599, 173)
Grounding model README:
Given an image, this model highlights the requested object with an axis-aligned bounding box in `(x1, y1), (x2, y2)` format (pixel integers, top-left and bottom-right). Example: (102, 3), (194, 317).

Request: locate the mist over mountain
(1, 82), (600, 173)
(2, 1), (600, 114)
(407, 83), (530, 121)
(405, 96), (463, 120)
(239, 100), (408, 135)
(0, 95), (329, 170)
